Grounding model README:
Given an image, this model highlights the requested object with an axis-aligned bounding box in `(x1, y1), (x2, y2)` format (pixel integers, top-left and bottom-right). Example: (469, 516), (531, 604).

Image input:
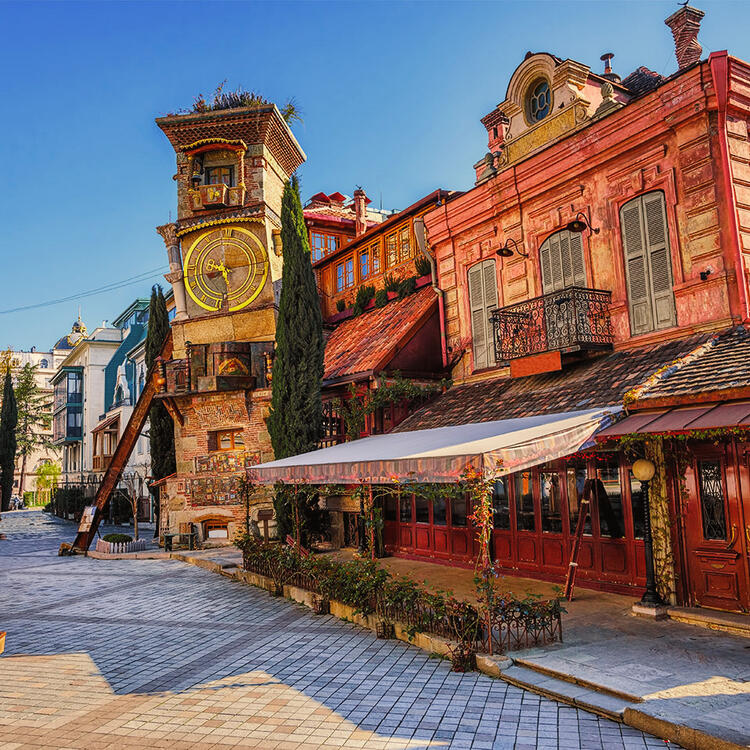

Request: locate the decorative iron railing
(491, 286), (613, 361)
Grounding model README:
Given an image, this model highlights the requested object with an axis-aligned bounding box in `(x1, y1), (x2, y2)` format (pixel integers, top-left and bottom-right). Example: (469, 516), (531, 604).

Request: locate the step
(499, 664), (640, 722)
(219, 565), (240, 579)
(514, 658), (643, 704)
(667, 605), (750, 638)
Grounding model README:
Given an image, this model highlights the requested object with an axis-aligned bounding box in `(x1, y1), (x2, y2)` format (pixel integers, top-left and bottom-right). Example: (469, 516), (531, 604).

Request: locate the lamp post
(632, 458), (666, 607)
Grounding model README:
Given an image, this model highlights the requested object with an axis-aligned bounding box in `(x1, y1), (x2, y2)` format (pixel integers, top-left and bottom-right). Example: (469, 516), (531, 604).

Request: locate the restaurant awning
(250, 407), (621, 484)
(596, 401), (750, 439)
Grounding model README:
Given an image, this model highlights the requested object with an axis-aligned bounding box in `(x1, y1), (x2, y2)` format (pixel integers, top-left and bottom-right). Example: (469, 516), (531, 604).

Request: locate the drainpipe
(709, 51), (750, 322)
(413, 214), (448, 369)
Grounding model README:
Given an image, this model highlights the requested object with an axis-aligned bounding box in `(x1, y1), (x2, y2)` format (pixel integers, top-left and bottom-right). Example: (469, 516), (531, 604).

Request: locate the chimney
(665, 5), (705, 70)
(354, 187), (367, 237)
(600, 53), (621, 83)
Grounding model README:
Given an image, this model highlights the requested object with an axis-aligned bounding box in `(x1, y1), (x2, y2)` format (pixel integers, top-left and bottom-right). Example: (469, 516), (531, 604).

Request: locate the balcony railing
(491, 287), (613, 362)
(93, 454), (113, 471)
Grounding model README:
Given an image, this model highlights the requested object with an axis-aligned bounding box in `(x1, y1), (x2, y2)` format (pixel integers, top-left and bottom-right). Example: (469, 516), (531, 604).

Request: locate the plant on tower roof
(191, 81), (303, 125)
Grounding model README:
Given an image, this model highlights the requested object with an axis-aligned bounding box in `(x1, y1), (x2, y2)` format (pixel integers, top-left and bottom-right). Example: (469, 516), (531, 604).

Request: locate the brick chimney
(665, 5), (705, 70)
(353, 187), (367, 237)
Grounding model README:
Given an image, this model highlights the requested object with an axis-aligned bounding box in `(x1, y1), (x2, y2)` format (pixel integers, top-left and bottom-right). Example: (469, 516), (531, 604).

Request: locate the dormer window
(204, 165), (235, 187)
(526, 79), (551, 123)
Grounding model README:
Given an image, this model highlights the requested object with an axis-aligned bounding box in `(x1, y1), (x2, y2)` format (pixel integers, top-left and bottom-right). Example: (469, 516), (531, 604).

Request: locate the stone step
(219, 565), (240, 578)
(499, 664), (641, 722)
(513, 658), (643, 704)
(667, 605), (750, 638)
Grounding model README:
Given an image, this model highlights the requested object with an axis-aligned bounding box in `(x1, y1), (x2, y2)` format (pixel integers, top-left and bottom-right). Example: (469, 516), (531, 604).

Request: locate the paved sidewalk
(0, 510), (675, 749)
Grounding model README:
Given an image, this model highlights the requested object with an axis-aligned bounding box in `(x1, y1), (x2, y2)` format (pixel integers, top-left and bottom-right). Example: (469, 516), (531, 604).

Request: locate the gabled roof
(323, 287), (438, 382)
(396, 332), (714, 432)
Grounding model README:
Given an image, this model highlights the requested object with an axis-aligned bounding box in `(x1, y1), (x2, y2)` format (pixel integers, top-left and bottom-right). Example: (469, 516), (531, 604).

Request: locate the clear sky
(1, 0), (748, 351)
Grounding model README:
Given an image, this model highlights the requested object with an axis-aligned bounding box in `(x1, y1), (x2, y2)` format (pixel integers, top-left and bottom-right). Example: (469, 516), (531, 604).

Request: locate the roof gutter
(709, 51), (750, 322)
(414, 215), (448, 369)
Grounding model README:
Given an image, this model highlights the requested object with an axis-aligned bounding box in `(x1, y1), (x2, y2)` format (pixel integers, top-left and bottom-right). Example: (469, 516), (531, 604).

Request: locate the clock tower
(153, 103), (305, 541)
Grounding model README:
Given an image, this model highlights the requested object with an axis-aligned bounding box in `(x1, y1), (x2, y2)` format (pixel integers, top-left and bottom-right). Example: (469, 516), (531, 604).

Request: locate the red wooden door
(682, 445), (750, 612)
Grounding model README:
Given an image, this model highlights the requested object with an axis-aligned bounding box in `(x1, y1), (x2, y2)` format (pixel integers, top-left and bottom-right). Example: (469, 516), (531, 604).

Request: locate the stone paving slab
(0, 510), (678, 749)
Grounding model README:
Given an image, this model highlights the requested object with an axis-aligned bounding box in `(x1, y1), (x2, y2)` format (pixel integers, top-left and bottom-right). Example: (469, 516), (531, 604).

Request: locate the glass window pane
(594, 456), (625, 538)
(540, 470), (563, 533)
(698, 460), (727, 540)
(386, 234), (398, 267)
(492, 478), (510, 530)
(567, 464), (590, 535)
(219, 433), (232, 450)
(451, 496), (467, 527)
(336, 264), (345, 291)
(359, 250), (369, 279)
(400, 495), (412, 522)
(371, 243), (381, 274)
(514, 471), (535, 531)
(233, 431), (244, 448)
(629, 471), (646, 540)
(415, 496), (429, 523)
(384, 495), (397, 522)
(433, 497), (447, 525)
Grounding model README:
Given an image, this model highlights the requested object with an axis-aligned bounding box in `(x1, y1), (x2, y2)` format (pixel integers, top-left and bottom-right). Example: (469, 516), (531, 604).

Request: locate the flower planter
(312, 596), (330, 615)
(376, 621), (395, 640)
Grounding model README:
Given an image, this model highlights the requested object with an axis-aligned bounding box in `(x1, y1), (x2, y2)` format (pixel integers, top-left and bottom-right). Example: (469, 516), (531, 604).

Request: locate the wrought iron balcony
(491, 287), (613, 362)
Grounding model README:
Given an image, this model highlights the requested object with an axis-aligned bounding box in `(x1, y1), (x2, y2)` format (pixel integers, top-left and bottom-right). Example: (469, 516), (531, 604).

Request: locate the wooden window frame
(204, 165), (235, 187)
(359, 248), (370, 280)
(210, 428), (245, 452)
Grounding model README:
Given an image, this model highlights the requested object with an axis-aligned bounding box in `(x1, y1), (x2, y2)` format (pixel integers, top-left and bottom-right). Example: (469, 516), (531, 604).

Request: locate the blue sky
(1, 0), (748, 350)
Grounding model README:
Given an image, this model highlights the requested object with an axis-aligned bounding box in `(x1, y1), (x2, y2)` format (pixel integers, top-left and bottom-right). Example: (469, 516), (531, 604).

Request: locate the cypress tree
(145, 286), (175, 534)
(267, 176), (324, 459)
(0, 369), (18, 511)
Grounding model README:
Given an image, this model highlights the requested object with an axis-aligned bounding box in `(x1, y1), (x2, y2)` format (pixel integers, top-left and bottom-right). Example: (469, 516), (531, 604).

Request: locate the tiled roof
(636, 325), (750, 401)
(396, 333), (713, 431)
(622, 66), (665, 96)
(324, 287), (437, 381)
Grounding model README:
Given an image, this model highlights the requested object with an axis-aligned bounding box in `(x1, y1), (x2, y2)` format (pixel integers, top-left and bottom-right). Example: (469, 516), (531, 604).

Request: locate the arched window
(39, 359), (49, 369)
(539, 229), (586, 294)
(468, 259), (498, 370)
(620, 191), (676, 335)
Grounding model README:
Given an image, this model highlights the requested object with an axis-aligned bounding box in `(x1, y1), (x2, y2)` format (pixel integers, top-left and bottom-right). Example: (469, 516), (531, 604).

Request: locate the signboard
(78, 505), (97, 533)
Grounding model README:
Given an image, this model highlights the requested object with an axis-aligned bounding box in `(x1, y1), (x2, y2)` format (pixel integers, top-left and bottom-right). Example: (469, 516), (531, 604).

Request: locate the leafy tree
(36, 460), (61, 506)
(13, 363), (54, 496)
(266, 176), (325, 460)
(145, 285), (175, 534)
(0, 369), (18, 511)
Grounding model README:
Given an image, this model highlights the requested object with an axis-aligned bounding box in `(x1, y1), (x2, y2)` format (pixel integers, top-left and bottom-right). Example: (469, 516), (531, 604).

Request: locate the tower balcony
(491, 287), (613, 365)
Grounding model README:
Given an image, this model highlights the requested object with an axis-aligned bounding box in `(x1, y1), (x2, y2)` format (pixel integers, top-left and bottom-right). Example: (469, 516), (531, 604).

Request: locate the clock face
(183, 226), (269, 312)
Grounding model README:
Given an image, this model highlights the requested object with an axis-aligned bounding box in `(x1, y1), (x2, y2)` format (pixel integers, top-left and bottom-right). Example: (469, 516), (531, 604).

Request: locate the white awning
(249, 407), (621, 484)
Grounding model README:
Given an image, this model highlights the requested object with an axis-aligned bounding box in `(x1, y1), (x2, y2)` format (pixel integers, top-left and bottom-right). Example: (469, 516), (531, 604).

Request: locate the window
(384, 494), (398, 522)
(400, 494), (412, 522)
(620, 191), (676, 335)
(451, 496), (467, 526)
(204, 166), (234, 187)
(310, 232), (339, 262)
(515, 471), (535, 531)
(629, 469), (646, 539)
(370, 241), (381, 275)
(398, 224), (412, 263)
(526, 79), (551, 123)
(697, 460), (727, 541)
(211, 429), (245, 451)
(492, 478), (510, 530)
(467, 259), (498, 370)
(67, 372), (82, 403)
(566, 463), (590, 535)
(335, 257), (355, 291)
(359, 248), (370, 280)
(40, 359), (49, 369)
(539, 229), (586, 294)
(595, 455), (625, 538)
(433, 497), (447, 525)
(385, 232), (398, 268)
(540, 469), (563, 533)
(415, 496), (429, 523)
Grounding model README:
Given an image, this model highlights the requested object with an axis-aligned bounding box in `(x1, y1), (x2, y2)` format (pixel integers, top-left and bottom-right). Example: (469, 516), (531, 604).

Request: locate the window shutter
(569, 232), (586, 286)
(549, 233), (564, 291)
(540, 240), (553, 291)
(559, 232), (573, 287)
(643, 192), (677, 329)
(621, 199), (653, 335)
(468, 264), (487, 369)
(482, 260), (498, 366)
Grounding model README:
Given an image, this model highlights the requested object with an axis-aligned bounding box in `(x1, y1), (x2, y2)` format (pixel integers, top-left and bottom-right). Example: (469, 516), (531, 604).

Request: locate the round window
(527, 79), (551, 123)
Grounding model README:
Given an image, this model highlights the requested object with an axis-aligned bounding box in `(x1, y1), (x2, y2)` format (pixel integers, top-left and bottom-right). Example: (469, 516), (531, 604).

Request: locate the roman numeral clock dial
(183, 226), (269, 313)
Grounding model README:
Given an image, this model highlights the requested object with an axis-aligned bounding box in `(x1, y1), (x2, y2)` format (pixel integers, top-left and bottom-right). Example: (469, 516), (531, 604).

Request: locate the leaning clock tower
(153, 103), (305, 541)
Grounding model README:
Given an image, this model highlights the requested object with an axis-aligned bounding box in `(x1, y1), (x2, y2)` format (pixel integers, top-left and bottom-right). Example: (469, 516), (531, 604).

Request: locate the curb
(624, 708), (746, 750)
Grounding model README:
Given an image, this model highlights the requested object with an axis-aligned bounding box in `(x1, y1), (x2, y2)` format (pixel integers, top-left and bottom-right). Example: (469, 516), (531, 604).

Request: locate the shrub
(103, 533), (132, 544)
(397, 276), (417, 299)
(352, 285), (376, 316)
(336, 299), (346, 313)
(383, 274), (399, 292)
(374, 289), (389, 308)
(415, 255), (432, 277)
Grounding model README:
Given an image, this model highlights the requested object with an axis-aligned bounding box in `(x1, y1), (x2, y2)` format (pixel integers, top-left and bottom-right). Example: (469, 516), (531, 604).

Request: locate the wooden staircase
(65, 334), (173, 554)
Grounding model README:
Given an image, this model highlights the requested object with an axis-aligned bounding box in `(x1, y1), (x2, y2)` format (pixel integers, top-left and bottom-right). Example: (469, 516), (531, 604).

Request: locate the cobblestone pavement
(0, 511), (674, 750)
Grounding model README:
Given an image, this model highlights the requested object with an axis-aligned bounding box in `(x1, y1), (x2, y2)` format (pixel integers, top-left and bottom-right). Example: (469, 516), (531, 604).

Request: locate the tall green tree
(0, 369), (18, 511)
(267, 176), (325, 459)
(145, 285), (175, 533)
(14, 363), (55, 496)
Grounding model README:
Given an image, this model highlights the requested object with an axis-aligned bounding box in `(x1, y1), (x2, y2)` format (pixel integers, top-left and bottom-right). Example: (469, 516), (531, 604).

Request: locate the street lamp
(632, 458), (666, 607)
